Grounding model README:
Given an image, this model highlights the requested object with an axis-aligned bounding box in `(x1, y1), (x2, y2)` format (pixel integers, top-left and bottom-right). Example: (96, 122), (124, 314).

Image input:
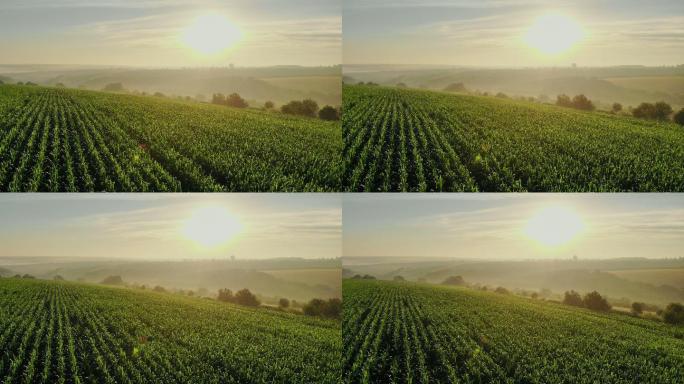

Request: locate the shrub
(571, 94), (595, 111)
(556, 94), (572, 107)
(234, 288), (260, 307)
(494, 287), (509, 294)
(443, 83), (467, 93)
(318, 105), (339, 121)
(103, 83), (125, 92)
(217, 288), (234, 302)
(264, 101), (275, 109)
(563, 290), (583, 307)
(393, 276), (405, 282)
(441, 275), (466, 286)
(631, 302), (644, 315)
(152, 286), (166, 293)
(583, 291), (611, 312)
(303, 298), (341, 319)
(212, 93), (226, 105)
(673, 108), (684, 126)
(611, 102), (622, 114)
(226, 93), (248, 108)
(279, 298), (290, 308)
(282, 99), (321, 117)
(662, 303), (684, 325)
(101, 275), (124, 285)
(633, 101), (673, 120)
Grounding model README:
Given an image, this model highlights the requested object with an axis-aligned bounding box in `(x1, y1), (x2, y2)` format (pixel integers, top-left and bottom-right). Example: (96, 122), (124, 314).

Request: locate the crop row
(0, 278), (342, 384)
(343, 279), (684, 384)
(343, 85), (684, 191)
(0, 85), (341, 191)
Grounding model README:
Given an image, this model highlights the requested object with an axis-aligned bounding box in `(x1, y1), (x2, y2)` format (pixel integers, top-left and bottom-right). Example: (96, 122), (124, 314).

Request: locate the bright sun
(524, 13), (584, 55)
(524, 206), (585, 247)
(181, 13), (243, 55)
(181, 206), (242, 248)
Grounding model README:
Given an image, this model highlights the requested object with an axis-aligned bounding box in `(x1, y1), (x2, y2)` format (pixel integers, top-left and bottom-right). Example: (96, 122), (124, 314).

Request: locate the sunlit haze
(0, 0), (341, 66)
(344, 0), (684, 66)
(343, 194), (684, 260)
(0, 194), (341, 260)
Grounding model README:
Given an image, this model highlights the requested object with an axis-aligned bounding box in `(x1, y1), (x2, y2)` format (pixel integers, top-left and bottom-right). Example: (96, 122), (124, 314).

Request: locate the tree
(662, 303), (684, 325)
(212, 93), (226, 105)
(279, 298), (290, 308)
(301, 99), (319, 117)
(631, 302), (644, 316)
(101, 275), (124, 285)
(556, 94), (572, 108)
(153, 92), (165, 98)
(571, 94), (595, 111)
(0, 80), (4, 85)
(362, 274), (376, 280)
(234, 288), (260, 307)
(264, 101), (275, 109)
(563, 290), (583, 307)
(54, 275), (65, 281)
(22, 274), (35, 279)
(226, 93), (248, 108)
(55, 83), (66, 88)
(282, 99), (319, 117)
(303, 298), (326, 317)
(441, 275), (466, 286)
(322, 298), (341, 319)
(633, 101), (672, 120)
(217, 288), (234, 303)
(318, 105), (339, 121)
(396, 82), (408, 88)
(674, 108), (684, 126)
(443, 83), (467, 93)
(495, 92), (508, 99)
(494, 287), (509, 294)
(393, 276), (405, 282)
(611, 102), (622, 114)
(583, 291), (611, 312)
(152, 286), (166, 293)
(103, 83), (125, 92)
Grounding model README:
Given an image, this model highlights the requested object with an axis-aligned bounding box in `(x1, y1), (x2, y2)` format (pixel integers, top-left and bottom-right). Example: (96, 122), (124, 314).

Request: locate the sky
(0, 0), (341, 67)
(0, 194), (341, 260)
(343, 194), (684, 260)
(344, 0), (684, 66)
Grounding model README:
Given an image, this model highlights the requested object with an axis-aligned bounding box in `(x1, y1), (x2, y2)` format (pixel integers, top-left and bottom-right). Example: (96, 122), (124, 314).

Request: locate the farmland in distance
(0, 84), (341, 192)
(0, 278), (341, 384)
(343, 85), (684, 192)
(343, 279), (684, 384)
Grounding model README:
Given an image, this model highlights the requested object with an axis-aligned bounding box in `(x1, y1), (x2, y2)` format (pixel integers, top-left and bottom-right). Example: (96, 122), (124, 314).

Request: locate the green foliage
(663, 303), (684, 325)
(279, 298), (290, 308)
(282, 99), (319, 117)
(343, 279), (684, 383)
(0, 85), (341, 191)
(563, 290), (584, 307)
(631, 302), (644, 315)
(234, 288), (260, 307)
(103, 83), (125, 92)
(319, 105), (340, 121)
(633, 101), (673, 120)
(101, 275), (124, 285)
(0, 278), (341, 383)
(441, 275), (466, 286)
(303, 298), (341, 319)
(583, 291), (611, 312)
(674, 108), (684, 126)
(343, 85), (684, 191)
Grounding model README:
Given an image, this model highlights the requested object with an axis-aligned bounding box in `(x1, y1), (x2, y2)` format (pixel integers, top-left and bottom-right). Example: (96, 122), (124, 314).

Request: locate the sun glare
(524, 13), (584, 55)
(524, 206), (584, 247)
(181, 206), (242, 248)
(181, 13), (243, 55)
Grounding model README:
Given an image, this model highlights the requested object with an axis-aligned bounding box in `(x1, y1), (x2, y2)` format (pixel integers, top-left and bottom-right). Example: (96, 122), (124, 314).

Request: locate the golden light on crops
(181, 205), (242, 248)
(524, 13), (584, 55)
(524, 205), (585, 247)
(181, 13), (243, 55)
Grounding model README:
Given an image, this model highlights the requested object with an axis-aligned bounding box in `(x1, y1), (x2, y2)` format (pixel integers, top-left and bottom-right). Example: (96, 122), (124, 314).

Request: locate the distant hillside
(0, 257), (341, 301)
(0, 65), (341, 106)
(344, 65), (684, 109)
(343, 258), (684, 305)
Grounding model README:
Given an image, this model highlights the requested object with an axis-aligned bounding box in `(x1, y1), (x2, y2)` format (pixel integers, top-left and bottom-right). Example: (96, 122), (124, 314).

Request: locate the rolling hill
(343, 85), (684, 191)
(343, 279), (684, 383)
(0, 277), (341, 383)
(0, 84), (341, 191)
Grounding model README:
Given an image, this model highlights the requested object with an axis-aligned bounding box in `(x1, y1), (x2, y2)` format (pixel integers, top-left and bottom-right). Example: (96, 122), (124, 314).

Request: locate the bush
(563, 290), (583, 307)
(152, 286), (166, 293)
(571, 94), (595, 111)
(441, 275), (466, 286)
(279, 298), (290, 308)
(673, 108), (684, 126)
(633, 101), (673, 120)
(212, 93), (226, 105)
(234, 288), (260, 307)
(103, 83), (125, 92)
(303, 298), (341, 319)
(318, 105), (339, 121)
(631, 302), (644, 315)
(662, 303), (684, 325)
(393, 276), (405, 282)
(101, 275), (124, 285)
(611, 103), (622, 114)
(264, 101), (275, 109)
(217, 288), (234, 302)
(443, 83), (467, 93)
(494, 287), (509, 294)
(583, 291), (611, 312)
(397, 82), (408, 88)
(226, 93), (248, 108)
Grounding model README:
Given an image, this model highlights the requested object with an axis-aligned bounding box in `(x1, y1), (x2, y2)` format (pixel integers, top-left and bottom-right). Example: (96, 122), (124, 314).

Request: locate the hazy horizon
(0, 0), (341, 67)
(0, 194), (342, 260)
(344, 0), (684, 67)
(343, 194), (684, 260)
